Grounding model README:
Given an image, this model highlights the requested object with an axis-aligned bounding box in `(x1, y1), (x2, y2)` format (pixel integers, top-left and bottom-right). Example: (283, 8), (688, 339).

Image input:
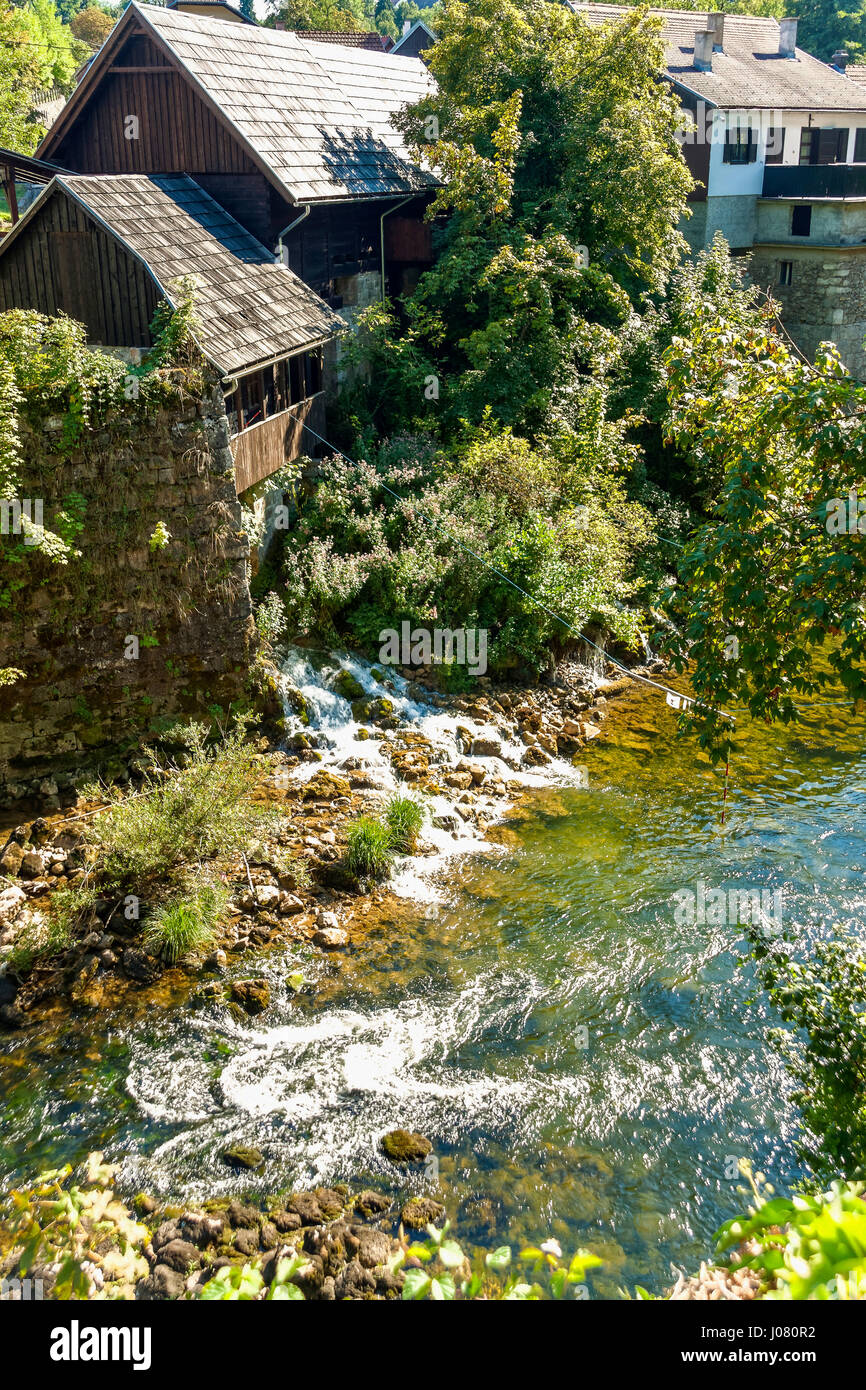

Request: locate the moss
(334, 668), (366, 701)
(380, 1129), (432, 1163)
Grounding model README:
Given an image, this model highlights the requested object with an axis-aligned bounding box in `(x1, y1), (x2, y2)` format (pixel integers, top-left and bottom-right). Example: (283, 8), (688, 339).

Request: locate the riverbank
(5, 647), (859, 1302)
(0, 646), (654, 1033)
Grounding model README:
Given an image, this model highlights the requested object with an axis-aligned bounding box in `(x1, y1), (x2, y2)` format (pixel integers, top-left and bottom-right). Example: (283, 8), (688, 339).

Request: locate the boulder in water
(302, 770), (351, 801)
(230, 978), (271, 1015)
(221, 1144), (265, 1172)
(401, 1196), (445, 1229)
(334, 669), (366, 701)
(380, 1129), (432, 1163)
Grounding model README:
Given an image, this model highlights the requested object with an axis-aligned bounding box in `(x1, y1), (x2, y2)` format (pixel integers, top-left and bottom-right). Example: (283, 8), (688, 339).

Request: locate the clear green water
(2, 682), (864, 1296)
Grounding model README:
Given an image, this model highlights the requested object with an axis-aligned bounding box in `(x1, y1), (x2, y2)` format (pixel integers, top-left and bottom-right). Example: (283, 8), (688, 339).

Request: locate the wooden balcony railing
(230, 395), (320, 494)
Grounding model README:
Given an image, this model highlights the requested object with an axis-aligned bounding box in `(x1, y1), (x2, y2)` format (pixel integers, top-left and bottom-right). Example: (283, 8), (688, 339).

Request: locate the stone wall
(748, 244), (866, 379)
(0, 374), (256, 808)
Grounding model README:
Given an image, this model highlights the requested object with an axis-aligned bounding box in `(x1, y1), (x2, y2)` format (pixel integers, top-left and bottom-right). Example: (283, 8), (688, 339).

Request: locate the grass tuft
(143, 882), (228, 965)
(384, 793), (426, 853)
(345, 816), (394, 882)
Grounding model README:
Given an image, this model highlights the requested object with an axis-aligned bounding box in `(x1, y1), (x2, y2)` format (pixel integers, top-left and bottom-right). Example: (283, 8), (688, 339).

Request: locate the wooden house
(0, 173), (344, 493)
(35, 4), (438, 306)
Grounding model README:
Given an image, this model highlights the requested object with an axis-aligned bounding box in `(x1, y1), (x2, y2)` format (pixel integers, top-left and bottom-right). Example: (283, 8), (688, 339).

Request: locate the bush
(385, 794), (426, 853)
(713, 1170), (866, 1301)
(143, 882), (228, 965)
(345, 816), (394, 882)
(91, 721), (275, 895)
(280, 418), (653, 676)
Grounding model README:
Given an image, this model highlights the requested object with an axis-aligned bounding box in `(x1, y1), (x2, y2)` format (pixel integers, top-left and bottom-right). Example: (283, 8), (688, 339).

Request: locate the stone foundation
(0, 374), (256, 807)
(748, 244), (866, 379)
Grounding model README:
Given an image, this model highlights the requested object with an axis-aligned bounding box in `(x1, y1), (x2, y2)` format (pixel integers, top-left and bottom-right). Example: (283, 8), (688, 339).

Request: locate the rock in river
(380, 1128), (432, 1163)
(230, 978), (271, 1015)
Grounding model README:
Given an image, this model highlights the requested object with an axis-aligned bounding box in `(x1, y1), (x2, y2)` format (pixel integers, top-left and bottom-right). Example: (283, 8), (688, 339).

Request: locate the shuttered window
(722, 128), (757, 164)
(800, 127), (849, 165)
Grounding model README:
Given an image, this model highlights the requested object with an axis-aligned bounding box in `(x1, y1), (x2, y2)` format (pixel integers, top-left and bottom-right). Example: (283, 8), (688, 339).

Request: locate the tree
(69, 5), (116, 49)
(0, 4), (45, 153)
(18, 0), (90, 92)
(663, 300), (866, 757)
(265, 0), (366, 31)
(390, 0), (693, 437)
(793, 0), (866, 63)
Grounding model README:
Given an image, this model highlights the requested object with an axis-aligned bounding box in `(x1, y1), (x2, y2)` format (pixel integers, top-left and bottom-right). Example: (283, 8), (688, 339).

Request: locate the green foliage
(715, 1168), (866, 1300)
(748, 923), (866, 1182)
(608, 232), (765, 505)
(199, 1255), (307, 1300)
(19, 0), (89, 94)
(282, 421), (652, 676)
(662, 300), (866, 758)
(385, 0), (692, 437)
(91, 720), (274, 895)
(255, 590), (288, 645)
(0, 287), (203, 616)
(384, 793), (426, 852)
(1, 1153), (150, 1300)
(399, 1220), (602, 1300)
(345, 815), (394, 881)
(143, 882), (229, 965)
(0, 4), (46, 152)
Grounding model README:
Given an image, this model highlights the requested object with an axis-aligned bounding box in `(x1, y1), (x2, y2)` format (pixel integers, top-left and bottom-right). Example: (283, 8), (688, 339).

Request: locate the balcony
(762, 165), (866, 200)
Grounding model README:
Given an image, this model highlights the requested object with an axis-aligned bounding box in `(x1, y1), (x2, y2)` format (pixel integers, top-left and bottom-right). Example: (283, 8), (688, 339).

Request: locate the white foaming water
(277, 646), (586, 900)
(123, 963), (593, 1197)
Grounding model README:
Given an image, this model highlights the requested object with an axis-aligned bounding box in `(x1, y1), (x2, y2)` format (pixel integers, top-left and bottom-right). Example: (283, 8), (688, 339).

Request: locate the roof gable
(0, 174), (344, 376)
(39, 3), (436, 203)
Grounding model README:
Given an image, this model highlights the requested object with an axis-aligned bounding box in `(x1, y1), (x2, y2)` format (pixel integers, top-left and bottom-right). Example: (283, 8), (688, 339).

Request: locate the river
(1, 656), (863, 1297)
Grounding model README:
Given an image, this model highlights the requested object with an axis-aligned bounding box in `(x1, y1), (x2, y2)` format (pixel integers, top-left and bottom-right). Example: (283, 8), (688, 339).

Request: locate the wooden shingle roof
(24, 174), (344, 375)
(291, 30), (393, 52)
(94, 4), (436, 203)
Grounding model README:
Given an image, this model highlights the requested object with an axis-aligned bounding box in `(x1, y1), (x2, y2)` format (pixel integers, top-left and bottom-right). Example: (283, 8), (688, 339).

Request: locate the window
(779, 261), (793, 286)
(791, 204), (812, 236)
(723, 126), (757, 164)
(855, 128), (866, 163)
(765, 127), (785, 164)
(800, 126), (849, 165)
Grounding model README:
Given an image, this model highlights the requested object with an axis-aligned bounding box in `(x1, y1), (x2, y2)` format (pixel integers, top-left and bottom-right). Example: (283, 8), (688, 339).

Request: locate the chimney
(831, 48), (849, 69)
(694, 30), (714, 72)
(275, 20), (286, 29)
(709, 12), (725, 51)
(403, 19), (411, 34)
(778, 17), (798, 58)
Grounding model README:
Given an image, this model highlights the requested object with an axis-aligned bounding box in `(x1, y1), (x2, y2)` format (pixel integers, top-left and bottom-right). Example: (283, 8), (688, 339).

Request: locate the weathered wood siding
(0, 189), (159, 346)
(231, 394), (324, 494)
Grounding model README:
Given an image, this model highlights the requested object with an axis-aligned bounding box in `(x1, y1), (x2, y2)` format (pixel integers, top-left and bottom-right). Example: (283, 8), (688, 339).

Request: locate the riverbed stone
(157, 1239), (202, 1274)
(278, 892), (305, 915)
(286, 1192), (323, 1225)
(0, 842), (24, 877)
(136, 1263), (186, 1300)
(313, 925), (348, 949)
(381, 1129), (432, 1163)
(302, 770), (351, 801)
(233, 1227), (260, 1257)
(400, 1196), (446, 1229)
(354, 1190), (391, 1219)
(354, 1226), (391, 1269)
(230, 978), (270, 1014)
(0, 885), (25, 922)
(222, 1143), (265, 1172)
